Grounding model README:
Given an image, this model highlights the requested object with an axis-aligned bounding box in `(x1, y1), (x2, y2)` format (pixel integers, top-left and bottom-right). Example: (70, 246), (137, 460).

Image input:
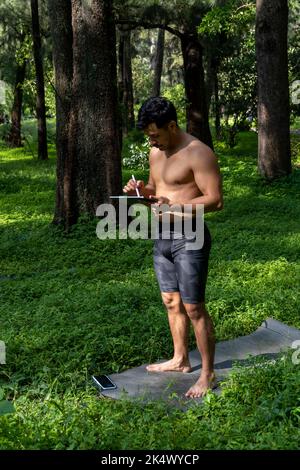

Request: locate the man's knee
(183, 302), (206, 320)
(161, 292), (182, 312)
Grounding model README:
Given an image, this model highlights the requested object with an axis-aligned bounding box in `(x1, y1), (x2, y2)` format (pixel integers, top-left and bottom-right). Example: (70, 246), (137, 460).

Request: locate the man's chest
(151, 155), (193, 187)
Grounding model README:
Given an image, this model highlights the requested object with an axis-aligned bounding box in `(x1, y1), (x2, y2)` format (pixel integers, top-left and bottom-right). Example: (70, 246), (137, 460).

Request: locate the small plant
(122, 140), (150, 170)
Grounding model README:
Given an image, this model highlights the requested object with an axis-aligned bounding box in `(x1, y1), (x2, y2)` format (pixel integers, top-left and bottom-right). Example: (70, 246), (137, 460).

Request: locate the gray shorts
(153, 223), (211, 304)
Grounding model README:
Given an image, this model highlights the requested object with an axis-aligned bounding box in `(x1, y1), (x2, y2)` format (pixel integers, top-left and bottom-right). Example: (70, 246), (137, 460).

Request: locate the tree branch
(116, 19), (183, 39)
(236, 3), (255, 12)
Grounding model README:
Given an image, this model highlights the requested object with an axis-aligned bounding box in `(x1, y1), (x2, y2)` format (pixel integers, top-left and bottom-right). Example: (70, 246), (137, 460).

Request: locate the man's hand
(123, 179), (145, 196)
(151, 195), (177, 218)
(153, 195), (170, 206)
(151, 196), (195, 221)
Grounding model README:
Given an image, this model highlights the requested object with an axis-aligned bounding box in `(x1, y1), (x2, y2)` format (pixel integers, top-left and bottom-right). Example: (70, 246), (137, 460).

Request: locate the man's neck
(166, 129), (186, 157)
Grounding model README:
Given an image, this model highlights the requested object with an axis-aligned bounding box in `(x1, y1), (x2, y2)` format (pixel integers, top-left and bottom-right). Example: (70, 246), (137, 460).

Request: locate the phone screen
(92, 375), (117, 390)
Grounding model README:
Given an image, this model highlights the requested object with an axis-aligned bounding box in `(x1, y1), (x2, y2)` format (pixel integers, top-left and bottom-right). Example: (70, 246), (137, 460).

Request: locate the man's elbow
(215, 197), (223, 211)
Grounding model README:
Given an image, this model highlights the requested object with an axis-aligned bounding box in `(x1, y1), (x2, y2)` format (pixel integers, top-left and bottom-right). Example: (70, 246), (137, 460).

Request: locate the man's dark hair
(137, 96), (178, 130)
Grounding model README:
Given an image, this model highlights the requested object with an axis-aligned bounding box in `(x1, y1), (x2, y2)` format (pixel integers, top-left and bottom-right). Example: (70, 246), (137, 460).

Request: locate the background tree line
(0, 0), (299, 230)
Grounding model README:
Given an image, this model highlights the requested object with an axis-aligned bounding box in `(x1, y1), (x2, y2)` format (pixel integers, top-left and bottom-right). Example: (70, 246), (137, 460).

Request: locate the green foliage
(201, 0), (299, 135)
(289, 0), (300, 118)
(0, 118), (56, 156)
(131, 28), (184, 107)
(132, 53), (153, 105)
(122, 128), (148, 170)
(15, 34), (32, 66)
(44, 79), (56, 117)
(0, 124), (300, 448)
(0, 0), (53, 119)
(291, 134), (300, 164)
(22, 58), (56, 118)
(162, 83), (186, 128)
(0, 0), (31, 87)
(0, 82), (13, 116)
(199, 0), (255, 37)
(0, 400), (15, 416)
(122, 138), (150, 170)
(160, 31), (183, 90)
(200, 1), (257, 147)
(120, 0), (214, 29)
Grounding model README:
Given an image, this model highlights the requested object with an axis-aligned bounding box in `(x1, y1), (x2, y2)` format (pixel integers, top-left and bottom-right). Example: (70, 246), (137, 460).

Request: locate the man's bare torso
(150, 132), (205, 203)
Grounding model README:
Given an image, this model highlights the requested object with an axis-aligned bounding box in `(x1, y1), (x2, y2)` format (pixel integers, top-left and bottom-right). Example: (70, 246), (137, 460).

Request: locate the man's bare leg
(146, 292), (192, 373)
(183, 302), (216, 398)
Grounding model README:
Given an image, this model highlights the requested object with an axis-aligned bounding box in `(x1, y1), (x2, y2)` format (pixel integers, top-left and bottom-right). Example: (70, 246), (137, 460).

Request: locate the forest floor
(0, 121), (300, 449)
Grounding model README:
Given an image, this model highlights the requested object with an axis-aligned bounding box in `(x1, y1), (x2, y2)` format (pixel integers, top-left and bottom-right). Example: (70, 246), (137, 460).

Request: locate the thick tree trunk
(181, 31), (213, 149)
(47, 0), (74, 226)
(152, 28), (165, 97)
(7, 60), (26, 147)
(48, 0), (121, 229)
(71, 0), (122, 216)
(31, 0), (48, 160)
(256, 0), (291, 179)
(118, 28), (135, 136)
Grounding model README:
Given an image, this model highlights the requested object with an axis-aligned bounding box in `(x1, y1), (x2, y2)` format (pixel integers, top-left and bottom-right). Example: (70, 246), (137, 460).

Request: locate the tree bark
(71, 0), (121, 217)
(118, 28), (135, 136)
(31, 0), (48, 160)
(256, 0), (291, 179)
(181, 31), (213, 149)
(214, 66), (221, 140)
(152, 28), (165, 97)
(48, 0), (121, 229)
(7, 60), (26, 147)
(47, 0), (74, 226)
(204, 54), (214, 117)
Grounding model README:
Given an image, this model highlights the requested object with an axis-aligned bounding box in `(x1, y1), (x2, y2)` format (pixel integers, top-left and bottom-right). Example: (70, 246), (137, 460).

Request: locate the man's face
(144, 122), (173, 151)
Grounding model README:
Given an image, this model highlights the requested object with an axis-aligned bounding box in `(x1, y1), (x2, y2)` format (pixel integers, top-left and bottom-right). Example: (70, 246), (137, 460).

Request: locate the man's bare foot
(146, 358), (191, 373)
(185, 372), (217, 398)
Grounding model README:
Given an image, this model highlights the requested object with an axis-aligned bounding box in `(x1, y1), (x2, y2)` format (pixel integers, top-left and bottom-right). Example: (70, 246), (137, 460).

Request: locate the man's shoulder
(187, 136), (213, 153)
(149, 147), (161, 165)
(187, 138), (217, 165)
(149, 147), (161, 158)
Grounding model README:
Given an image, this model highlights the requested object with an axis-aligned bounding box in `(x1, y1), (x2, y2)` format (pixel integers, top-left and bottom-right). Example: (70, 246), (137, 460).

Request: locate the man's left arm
(174, 148), (223, 214)
(152, 146), (223, 218)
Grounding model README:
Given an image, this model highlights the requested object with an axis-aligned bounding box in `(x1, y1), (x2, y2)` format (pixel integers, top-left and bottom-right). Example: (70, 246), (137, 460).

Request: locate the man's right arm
(123, 149), (156, 198)
(141, 149), (156, 198)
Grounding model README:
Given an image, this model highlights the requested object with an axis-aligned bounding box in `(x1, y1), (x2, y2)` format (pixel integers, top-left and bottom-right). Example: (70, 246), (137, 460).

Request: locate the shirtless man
(123, 97), (223, 398)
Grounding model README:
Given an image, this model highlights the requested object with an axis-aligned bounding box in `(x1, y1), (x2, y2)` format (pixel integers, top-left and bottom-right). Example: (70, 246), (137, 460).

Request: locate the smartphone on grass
(92, 374), (117, 390)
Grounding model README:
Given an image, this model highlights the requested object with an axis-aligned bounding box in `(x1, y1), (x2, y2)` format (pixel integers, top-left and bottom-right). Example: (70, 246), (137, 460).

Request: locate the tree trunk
(7, 60), (26, 147)
(31, 0), (48, 160)
(48, 0), (121, 229)
(47, 0), (74, 226)
(256, 0), (291, 179)
(118, 28), (135, 137)
(152, 28), (165, 97)
(214, 67), (221, 140)
(204, 55), (214, 117)
(181, 31), (213, 149)
(71, 0), (122, 217)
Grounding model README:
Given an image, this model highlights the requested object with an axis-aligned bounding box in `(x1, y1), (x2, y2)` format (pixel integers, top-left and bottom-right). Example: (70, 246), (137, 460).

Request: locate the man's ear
(168, 120), (177, 132)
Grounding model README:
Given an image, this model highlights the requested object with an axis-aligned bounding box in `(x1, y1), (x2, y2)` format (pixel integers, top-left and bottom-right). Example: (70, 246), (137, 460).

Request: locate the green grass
(291, 115), (300, 129)
(0, 120), (300, 449)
